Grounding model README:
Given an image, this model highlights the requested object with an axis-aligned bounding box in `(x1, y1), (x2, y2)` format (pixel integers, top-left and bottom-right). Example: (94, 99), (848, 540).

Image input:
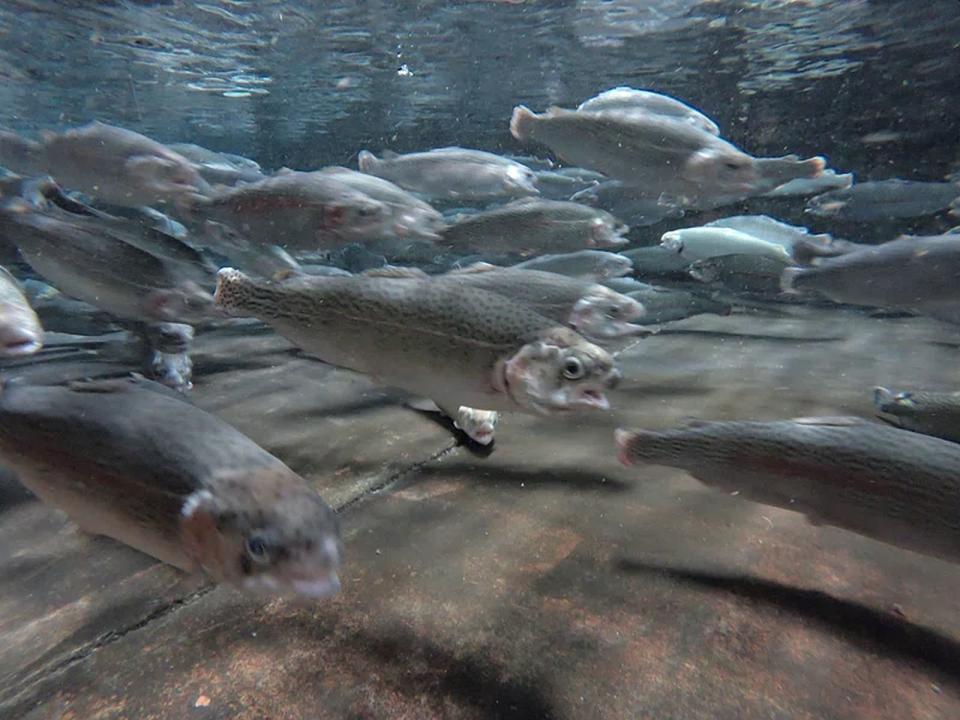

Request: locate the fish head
(126, 153), (211, 203)
(500, 327), (620, 414)
(333, 195), (390, 234)
(504, 164), (540, 197)
(683, 148), (759, 195)
(660, 230), (684, 253)
(687, 258), (719, 283)
(594, 253), (634, 279)
(872, 386), (918, 417)
(569, 286), (647, 339)
(180, 473), (344, 600)
(145, 282), (218, 324)
(589, 215), (630, 247)
(0, 315), (42, 357)
(454, 406), (500, 445)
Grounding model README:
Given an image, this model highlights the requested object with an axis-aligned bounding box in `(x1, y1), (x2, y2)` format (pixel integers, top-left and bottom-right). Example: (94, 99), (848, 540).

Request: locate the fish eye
(246, 536), (270, 563)
(723, 161), (743, 170)
(562, 356), (586, 380)
(607, 305), (620, 318)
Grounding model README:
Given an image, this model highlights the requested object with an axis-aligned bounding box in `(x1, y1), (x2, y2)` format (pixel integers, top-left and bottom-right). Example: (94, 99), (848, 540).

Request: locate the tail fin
(357, 150), (378, 172)
(779, 266), (805, 294)
(510, 106), (537, 142)
(214, 267), (257, 315)
(614, 428), (640, 466)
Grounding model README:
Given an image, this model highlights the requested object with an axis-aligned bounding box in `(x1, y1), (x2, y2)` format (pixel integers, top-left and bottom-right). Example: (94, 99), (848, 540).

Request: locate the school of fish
(0, 86), (958, 600)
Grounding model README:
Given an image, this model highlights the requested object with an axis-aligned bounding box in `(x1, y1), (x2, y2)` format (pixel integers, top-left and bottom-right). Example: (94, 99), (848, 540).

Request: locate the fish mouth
(573, 387), (611, 411)
(291, 574), (341, 599)
(0, 337), (43, 357)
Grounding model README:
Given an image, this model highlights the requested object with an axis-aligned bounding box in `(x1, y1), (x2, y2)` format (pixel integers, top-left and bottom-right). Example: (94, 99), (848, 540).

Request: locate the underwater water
(0, 1), (959, 718)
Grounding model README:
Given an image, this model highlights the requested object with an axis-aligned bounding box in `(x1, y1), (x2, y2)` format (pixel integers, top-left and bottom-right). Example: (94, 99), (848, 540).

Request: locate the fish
(167, 142), (265, 186)
(192, 169), (391, 251)
(510, 105), (759, 200)
(439, 198), (628, 254)
(615, 417), (960, 564)
(806, 179), (960, 221)
(39, 121), (211, 209)
(577, 87), (721, 136)
(570, 181), (686, 227)
(660, 226), (794, 263)
(0, 265), (43, 356)
(406, 397), (500, 446)
(701, 215), (834, 252)
(358, 147), (539, 201)
(512, 250), (633, 280)
(780, 234), (960, 322)
(21, 279), (119, 336)
(625, 286), (732, 324)
(874, 387), (960, 444)
(0, 376), (343, 597)
(688, 254), (793, 294)
(316, 167), (446, 241)
(533, 169), (602, 200)
(0, 199), (216, 324)
(143, 322), (195, 391)
(429, 263), (648, 342)
(214, 268), (621, 416)
(763, 168), (854, 197)
(619, 245), (694, 279)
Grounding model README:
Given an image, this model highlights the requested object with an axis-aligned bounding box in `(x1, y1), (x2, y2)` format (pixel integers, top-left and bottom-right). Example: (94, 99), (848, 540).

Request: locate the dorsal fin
(381, 149), (398, 159)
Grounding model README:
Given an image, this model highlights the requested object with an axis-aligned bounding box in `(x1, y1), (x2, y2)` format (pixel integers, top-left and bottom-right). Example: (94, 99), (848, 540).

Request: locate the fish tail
(510, 106), (537, 142)
(357, 150), (378, 172)
(214, 267), (260, 315)
(779, 266), (805, 294)
(614, 428), (648, 466)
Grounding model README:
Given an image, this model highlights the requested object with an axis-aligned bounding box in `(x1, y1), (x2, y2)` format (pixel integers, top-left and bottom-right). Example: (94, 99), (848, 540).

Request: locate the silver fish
(317, 167), (445, 241)
(512, 250), (633, 280)
(616, 417), (960, 564)
(0, 199), (216, 324)
(358, 147), (539, 201)
(39, 121), (211, 209)
(806, 179), (960, 221)
(167, 142), (264, 186)
(510, 105), (759, 201)
(214, 268), (621, 416)
(440, 198), (628, 254)
(577, 87), (720, 136)
(625, 286), (731, 324)
(689, 254), (793, 294)
(0, 377), (343, 598)
(193, 169), (390, 251)
(781, 234), (960, 322)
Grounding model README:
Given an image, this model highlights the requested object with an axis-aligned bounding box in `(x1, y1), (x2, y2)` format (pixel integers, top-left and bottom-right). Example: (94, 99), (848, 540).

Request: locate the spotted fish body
(215, 269), (620, 416)
(616, 417), (960, 564)
(0, 378), (343, 598)
(432, 265), (646, 342)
